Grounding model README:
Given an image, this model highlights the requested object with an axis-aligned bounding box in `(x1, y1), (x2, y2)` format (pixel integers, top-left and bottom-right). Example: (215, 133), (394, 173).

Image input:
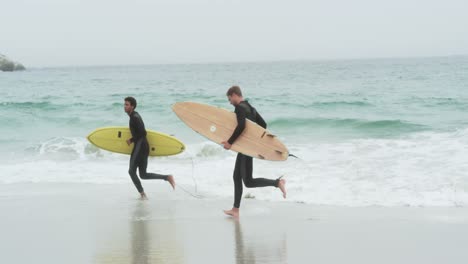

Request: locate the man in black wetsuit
(221, 86), (286, 218)
(124, 97), (175, 200)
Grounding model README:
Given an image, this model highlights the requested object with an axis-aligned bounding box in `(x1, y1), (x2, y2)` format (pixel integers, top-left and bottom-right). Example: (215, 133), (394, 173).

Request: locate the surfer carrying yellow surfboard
(124, 97), (176, 199)
(222, 86), (287, 218)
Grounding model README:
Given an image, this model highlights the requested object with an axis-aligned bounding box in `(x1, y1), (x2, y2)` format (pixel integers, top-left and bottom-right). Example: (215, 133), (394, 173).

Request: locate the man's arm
(227, 106), (247, 145)
(129, 114), (146, 143)
(255, 111), (267, 129)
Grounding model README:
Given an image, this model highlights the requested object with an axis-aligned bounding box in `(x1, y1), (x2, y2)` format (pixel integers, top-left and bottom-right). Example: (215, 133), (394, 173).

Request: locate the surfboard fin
(261, 131), (276, 138)
(288, 153), (299, 159)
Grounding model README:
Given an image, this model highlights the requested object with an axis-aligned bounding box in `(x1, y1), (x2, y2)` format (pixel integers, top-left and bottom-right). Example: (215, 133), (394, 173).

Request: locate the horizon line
(24, 53), (468, 69)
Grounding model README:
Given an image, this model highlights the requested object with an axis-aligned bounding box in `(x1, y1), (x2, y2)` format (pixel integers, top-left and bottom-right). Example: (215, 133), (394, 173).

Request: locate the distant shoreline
(23, 54), (468, 70)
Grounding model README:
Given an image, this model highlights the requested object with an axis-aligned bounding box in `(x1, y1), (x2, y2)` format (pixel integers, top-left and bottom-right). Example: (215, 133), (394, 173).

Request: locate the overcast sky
(2, 0), (468, 67)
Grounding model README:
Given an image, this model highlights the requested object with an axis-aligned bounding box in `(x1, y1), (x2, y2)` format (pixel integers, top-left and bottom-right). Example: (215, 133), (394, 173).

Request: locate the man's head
(226, 86), (243, 106)
(124, 96), (137, 114)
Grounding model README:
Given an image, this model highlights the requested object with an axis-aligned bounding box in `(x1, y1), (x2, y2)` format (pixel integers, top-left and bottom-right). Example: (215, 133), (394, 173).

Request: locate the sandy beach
(1, 183), (467, 264)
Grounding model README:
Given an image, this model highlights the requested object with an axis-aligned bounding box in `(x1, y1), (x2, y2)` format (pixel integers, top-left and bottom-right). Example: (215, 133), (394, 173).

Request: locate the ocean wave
(428, 98), (468, 109)
(3, 129), (468, 207)
(0, 101), (56, 110)
(273, 100), (373, 109)
(0, 101), (99, 111)
(110, 102), (123, 107)
(186, 142), (230, 158)
(403, 96), (468, 110)
(311, 101), (374, 107)
(24, 138), (231, 161)
(26, 137), (100, 160)
(269, 117), (427, 136)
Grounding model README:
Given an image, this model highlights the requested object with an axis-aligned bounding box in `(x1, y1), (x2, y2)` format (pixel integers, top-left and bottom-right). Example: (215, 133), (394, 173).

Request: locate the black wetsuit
(128, 111), (168, 193)
(228, 101), (279, 208)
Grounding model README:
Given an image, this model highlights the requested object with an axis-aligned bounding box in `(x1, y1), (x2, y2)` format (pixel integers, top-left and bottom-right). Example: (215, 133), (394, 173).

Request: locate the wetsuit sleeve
(255, 111), (267, 129)
(228, 105), (247, 145)
(129, 114), (146, 143)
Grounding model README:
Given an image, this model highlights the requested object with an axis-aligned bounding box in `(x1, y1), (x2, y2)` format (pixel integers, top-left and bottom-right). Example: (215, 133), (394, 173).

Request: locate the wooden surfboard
(172, 102), (289, 161)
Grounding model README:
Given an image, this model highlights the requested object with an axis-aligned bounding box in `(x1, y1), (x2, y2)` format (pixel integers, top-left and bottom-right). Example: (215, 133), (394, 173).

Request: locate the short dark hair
(125, 96), (137, 109)
(226, 86), (242, 97)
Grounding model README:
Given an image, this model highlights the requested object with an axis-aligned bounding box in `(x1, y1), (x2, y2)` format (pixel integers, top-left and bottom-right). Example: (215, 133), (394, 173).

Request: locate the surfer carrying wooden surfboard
(221, 86), (287, 218)
(124, 97), (176, 200)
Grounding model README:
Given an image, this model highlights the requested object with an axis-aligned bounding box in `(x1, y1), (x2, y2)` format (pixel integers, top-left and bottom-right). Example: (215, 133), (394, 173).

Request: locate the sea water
(2, 56), (468, 206)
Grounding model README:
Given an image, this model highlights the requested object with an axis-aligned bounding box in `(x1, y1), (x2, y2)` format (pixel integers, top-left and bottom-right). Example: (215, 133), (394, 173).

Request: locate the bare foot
(167, 175), (176, 190)
(140, 192), (148, 200)
(223, 207), (239, 218)
(278, 179), (287, 198)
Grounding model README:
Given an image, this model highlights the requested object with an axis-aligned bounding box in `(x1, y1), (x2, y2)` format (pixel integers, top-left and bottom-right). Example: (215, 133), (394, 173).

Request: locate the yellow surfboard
(87, 127), (185, 156)
(172, 102), (289, 161)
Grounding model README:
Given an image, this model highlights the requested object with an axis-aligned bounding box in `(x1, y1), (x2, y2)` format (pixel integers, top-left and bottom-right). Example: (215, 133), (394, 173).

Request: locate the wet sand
(1, 183), (468, 264)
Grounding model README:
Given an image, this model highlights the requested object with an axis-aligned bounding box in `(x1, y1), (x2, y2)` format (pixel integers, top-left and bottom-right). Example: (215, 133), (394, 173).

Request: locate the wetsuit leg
(138, 140), (169, 180)
(233, 153), (244, 208)
(129, 141), (145, 193)
(138, 154), (169, 180)
(242, 155), (278, 188)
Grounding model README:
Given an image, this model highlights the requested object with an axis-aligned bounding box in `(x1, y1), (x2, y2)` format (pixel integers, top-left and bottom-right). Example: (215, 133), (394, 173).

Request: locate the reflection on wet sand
(131, 203), (151, 264)
(95, 202), (184, 264)
(130, 202), (184, 264)
(232, 219), (288, 264)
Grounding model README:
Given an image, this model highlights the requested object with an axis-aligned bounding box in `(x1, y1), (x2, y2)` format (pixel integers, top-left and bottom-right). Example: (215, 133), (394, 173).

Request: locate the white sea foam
(2, 129), (468, 207)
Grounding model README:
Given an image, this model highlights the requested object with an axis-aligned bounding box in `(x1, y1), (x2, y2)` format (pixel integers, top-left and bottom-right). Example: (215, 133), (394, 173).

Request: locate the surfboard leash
(190, 156), (198, 193)
(177, 184), (204, 199)
(174, 156), (204, 199)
